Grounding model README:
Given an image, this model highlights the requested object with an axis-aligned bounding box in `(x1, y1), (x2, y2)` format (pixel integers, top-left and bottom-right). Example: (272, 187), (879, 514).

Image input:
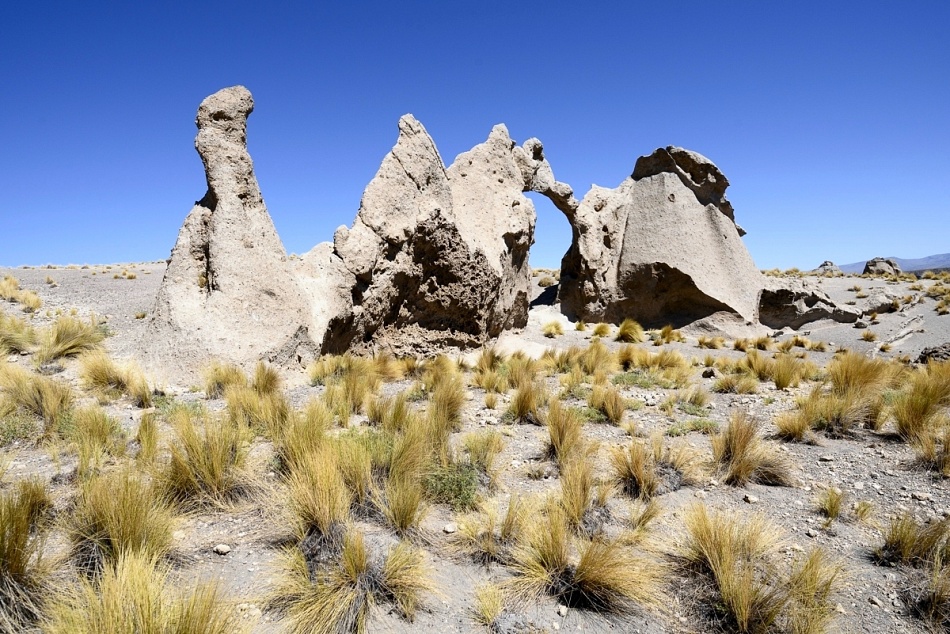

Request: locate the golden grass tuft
(680, 504), (844, 634)
(504, 505), (664, 614)
(712, 411), (795, 487)
(44, 552), (242, 634)
(592, 322), (611, 337)
(0, 478), (53, 632)
(70, 405), (126, 478)
(542, 321), (564, 338)
(0, 311), (36, 353)
(454, 496), (528, 566)
(225, 384), (291, 438)
(615, 318), (645, 343)
(79, 351), (151, 407)
(588, 385), (626, 424)
(35, 315), (105, 363)
(545, 399), (583, 469)
(203, 361), (247, 398)
(286, 447), (350, 559)
(697, 335), (725, 349)
(0, 363), (74, 436)
(67, 469), (175, 575)
(157, 410), (250, 508)
(251, 360), (281, 395)
(273, 529), (432, 634)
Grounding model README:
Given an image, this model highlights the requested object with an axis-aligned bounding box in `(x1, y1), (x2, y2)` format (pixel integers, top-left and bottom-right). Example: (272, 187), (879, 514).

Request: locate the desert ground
(1, 262), (950, 633)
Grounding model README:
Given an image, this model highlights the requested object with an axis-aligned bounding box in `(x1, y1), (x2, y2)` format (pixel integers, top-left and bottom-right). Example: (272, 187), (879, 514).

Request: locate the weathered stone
(917, 343), (950, 364)
(758, 278), (859, 329)
(552, 146), (763, 328)
(864, 257), (902, 276)
(813, 260), (841, 275)
(319, 116), (536, 355)
(141, 86), (318, 378)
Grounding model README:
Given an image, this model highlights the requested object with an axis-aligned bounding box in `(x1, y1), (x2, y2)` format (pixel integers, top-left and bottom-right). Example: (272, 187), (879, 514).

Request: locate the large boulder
(758, 278), (860, 329)
(140, 86), (318, 378)
(553, 146), (763, 327)
(315, 116), (537, 355)
(813, 260), (841, 275)
(864, 257), (902, 276)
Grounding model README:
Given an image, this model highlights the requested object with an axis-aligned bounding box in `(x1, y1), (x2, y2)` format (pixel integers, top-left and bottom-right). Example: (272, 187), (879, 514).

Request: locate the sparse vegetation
(712, 412), (795, 486)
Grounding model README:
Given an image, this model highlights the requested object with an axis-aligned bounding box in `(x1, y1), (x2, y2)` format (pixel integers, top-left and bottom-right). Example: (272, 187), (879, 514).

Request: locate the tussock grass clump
(79, 351), (151, 407)
(454, 497), (527, 566)
(680, 504), (843, 634)
(428, 373), (465, 432)
(712, 373), (759, 395)
(615, 318), (645, 343)
(0, 478), (53, 632)
(0, 363), (74, 435)
(462, 429), (505, 485)
(893, 363), (950, 442)
(588, 385), (626, 424)
(157, 410), (250, 508)
(35, 315), (105, 363)
(0, 311), (36, 353)
(542, 321), (564, 338)
(366, 392), (413, 434)
(580, 339), (614, 375)
(274, 529), (432, 634)
(504, 505), (664, 614)
(45, 552), (241, 634)
(874, 513), (950, 567)
(508, 381), (545, 425)
(203, 361), (247, 398)
(135, 411), (158, 464)
(653, 324), (684, 345)
(611, 437), (700, 500)
(225, 385), (291, 438)
(697, 335), (724, 349)
(16, 290), (42, 313)
(815, 487), (845, 525)
(287, 447), (350, 567)
(545, 400), (584, 469)
(273, 400), (331, 474)
(67, 469), (175, 575)
(0, 276), (20, 301)
(70, 405), (126, 477)
(914, 424), (950, 477)
(251, 361), (281, 395)
(592, 322), (611, 337)
(712, 412), (795, 487)
(771, 354), (802, 390)
(739, 350), (775, 382)
(558, 457), (611, 537)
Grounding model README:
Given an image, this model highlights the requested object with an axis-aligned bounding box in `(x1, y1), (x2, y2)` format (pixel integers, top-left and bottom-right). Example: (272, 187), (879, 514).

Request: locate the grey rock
(141, 86), (318, 378)
(864, 257), (902, 276)
(813, 260), (841, 275)
(917, 343), (950, 363)
(759, 278), (859, 329)
(213, 543), (231, 555)
(551, 146), (763, 330)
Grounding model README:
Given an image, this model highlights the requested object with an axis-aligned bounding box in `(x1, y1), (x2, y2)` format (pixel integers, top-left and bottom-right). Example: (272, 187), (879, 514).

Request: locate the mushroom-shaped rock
(140, 86), (318, 378)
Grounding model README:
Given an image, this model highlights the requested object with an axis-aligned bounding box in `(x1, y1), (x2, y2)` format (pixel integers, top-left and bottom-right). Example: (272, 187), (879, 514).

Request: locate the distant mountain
(837, 253), (950, 274)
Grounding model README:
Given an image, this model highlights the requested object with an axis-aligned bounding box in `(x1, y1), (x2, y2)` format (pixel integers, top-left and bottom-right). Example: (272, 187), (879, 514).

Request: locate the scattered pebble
(213, 544), (232, 555)
(443, 523), (457, 534)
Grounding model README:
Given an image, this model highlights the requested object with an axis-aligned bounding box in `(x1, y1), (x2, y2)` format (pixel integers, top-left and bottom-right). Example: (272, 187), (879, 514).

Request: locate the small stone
(853, 482), (864, 490)
(743, 494), (759, 504)
(701, 368), (716, 379)
(806, 529), (818, 538)
(172, 530), (185, 541)
(557, 604), (568, 617)
(552, 623), (560, 631)
(819, 455), (834, 462)
(868, 595), (884, 608)
(213, 544), (231, 555)
(443, 523), (457, 534)
(835, 603), (846, 614)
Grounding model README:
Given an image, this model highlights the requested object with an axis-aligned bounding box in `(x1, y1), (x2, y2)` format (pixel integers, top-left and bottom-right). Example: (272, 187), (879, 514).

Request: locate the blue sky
(2, 2), (947, 270)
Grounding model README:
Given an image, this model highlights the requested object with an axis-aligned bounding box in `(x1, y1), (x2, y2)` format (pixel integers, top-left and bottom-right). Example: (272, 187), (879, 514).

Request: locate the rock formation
(864, 257), (902, 276)
(550, 146), (763, 328)
(917, 343), (950, 364)
(141, 86), (318, 376)
(758, 278), (859, 329)
(813, 261), (841, 275)
(308, 116), (537, 355)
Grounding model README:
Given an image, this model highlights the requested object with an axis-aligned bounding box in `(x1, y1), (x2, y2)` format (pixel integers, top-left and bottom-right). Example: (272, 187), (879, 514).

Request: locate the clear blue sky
(2, 2), (948, 270)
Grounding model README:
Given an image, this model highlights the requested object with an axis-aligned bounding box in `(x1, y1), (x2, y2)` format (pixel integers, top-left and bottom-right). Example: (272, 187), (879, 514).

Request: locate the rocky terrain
(1, 85), (949, 634)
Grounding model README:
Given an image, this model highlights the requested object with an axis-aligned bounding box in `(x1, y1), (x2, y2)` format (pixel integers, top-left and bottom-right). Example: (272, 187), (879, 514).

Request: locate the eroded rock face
(864, 257), (902, 276)
(315, 116), (537, 355)
(553, 146), (763, 327)
(917, 344), (950, 364)
(759, 279), (860, 329)
(141, 86), (318, 377)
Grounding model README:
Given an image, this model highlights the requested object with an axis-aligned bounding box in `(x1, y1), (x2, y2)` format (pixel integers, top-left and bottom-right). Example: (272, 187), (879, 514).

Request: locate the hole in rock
(526, 192), (572, 308)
